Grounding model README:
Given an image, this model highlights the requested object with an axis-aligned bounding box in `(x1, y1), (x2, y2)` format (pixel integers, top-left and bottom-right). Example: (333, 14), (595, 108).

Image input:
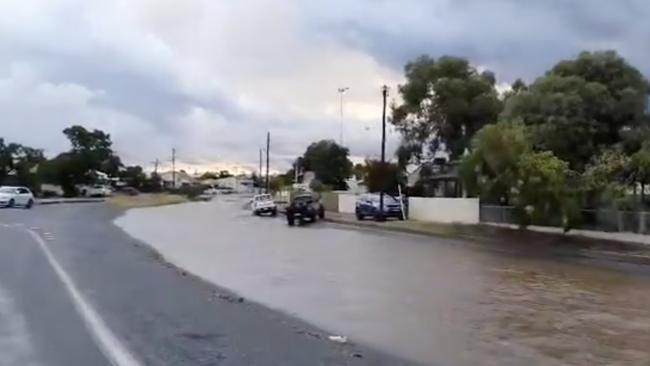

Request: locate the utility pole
(377, 85), (388, 222)
(152, 159), (160, 175)
(337, 87), (349, 146)
(171, 148), (176, 189)
(258, 148), (263, 194)
(265, 132), (270, 194)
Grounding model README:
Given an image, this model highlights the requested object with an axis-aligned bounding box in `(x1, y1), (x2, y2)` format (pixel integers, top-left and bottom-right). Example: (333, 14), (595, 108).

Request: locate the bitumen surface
(0, 203), (416, 366)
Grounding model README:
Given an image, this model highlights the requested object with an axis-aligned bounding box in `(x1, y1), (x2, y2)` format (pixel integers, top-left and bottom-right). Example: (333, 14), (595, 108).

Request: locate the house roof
(159, 171), (194, 182)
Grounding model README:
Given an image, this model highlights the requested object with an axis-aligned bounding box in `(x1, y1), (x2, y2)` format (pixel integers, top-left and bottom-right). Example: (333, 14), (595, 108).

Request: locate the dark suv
(286, 193), (325, 226)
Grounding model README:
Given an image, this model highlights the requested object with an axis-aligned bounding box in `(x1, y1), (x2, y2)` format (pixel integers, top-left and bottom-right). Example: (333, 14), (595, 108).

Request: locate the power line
(151, 159), (160, 175)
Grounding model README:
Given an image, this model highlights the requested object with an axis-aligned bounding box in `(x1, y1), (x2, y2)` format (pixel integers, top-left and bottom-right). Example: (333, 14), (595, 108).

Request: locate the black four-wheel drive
(286, 193), (325, 226)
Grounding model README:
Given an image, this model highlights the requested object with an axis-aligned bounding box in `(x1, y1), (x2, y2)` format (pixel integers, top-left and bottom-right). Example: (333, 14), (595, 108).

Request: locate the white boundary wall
(408, 197), (479, 224)
(337, 192), (357, 214)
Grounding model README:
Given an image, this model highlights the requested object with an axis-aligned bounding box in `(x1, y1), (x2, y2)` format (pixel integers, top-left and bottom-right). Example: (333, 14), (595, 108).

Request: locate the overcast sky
(1, 0), (649, 173)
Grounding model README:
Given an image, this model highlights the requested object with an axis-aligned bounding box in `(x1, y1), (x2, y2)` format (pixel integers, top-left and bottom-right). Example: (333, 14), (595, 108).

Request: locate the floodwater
(115, 197), (650, 366)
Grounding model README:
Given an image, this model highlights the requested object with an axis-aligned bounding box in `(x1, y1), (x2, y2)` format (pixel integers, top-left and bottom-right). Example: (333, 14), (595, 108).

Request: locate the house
(344, 177), (366, 194)
(159, 170), (195, 188)
(215, 175), (255, 193)
(407, 158), (464, 197)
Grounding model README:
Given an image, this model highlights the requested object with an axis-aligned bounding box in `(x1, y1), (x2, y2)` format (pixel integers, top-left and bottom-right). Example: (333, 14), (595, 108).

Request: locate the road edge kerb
(35, 198), (106, 205)
(323, 216), (650, 266)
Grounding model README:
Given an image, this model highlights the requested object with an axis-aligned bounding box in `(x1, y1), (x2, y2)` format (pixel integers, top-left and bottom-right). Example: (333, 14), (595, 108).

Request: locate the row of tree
(276, 140), (402, 195)
(390, 50), (650, 230)
(1, 125), (157, 196)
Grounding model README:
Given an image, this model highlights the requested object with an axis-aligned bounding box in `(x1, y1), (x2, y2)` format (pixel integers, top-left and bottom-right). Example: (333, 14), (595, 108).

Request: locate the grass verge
(324, 212), (650, 264)
(108, 193), (189, 209)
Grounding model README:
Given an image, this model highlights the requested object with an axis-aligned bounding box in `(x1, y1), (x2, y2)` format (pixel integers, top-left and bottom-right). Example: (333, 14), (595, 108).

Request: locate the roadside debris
(213, 292), (245, 303)
(295, 330), (322, 339)
(352, 353), (363, 358)
(328, 335), (348, 343)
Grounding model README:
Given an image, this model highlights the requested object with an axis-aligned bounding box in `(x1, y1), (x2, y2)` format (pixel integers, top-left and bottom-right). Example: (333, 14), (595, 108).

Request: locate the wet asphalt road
(117, 198), (650, 366)
(0, 203), (414, 366)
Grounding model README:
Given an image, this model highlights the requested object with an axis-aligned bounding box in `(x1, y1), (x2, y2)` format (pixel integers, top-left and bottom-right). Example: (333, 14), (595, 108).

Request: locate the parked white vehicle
(79, 185), (112, 197)
(0, 186), (34, 209)
(202, 187), (219, 196)
(251, 194), (277, 216)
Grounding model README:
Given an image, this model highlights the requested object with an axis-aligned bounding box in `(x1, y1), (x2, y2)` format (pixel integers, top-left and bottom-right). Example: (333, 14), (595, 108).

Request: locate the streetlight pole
(337, 87), (349, 146)
(171, 148), (176, 189)
(265, 132), (270, 194)
(377, 85), (388, 222)
(259, 148), (263, 194)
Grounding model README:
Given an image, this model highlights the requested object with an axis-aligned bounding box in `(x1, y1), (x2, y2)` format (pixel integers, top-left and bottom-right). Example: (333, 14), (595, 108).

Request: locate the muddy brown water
(115, 198), (650, 366)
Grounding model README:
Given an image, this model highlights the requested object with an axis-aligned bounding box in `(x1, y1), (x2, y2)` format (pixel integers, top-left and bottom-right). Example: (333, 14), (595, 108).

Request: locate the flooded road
(115, 198), (650, 366)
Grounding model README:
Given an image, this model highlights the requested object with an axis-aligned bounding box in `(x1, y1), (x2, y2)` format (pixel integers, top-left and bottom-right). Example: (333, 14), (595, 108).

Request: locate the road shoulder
(324, 212), (650, 266)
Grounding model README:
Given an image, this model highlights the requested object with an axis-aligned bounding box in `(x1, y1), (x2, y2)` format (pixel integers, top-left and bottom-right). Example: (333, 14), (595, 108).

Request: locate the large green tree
(460, 119), (531, 204)
(364, 160), (403, 194)
(504, 51), (650, 171)
(38, 125), (121, 195)
(0, 138), (45, 190)
(63, 125), (122, 177)
(628, 147), (650, 203)
(301, 140), (352, 190)
(580, 148), (630, 207)
(461, 120), (576, 230)
(119, 165), (147, 189)
(39, 152), (82, 196)
(392, 55), (503, 161)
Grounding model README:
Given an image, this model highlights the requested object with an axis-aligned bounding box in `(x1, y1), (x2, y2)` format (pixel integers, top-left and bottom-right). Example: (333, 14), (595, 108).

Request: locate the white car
(80, 185), (112, 197)
(0, 186), (34, 209)
(251, 194), (277, 216)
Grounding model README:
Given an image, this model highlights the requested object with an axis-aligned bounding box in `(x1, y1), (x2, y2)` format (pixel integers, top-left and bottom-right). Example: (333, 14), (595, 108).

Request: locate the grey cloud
(305, 0), (650, 82)
(2, 0), (650, 173)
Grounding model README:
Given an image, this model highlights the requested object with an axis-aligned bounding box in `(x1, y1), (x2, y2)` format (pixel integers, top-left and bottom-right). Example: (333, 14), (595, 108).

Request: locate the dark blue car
(355, 193), (407, 220)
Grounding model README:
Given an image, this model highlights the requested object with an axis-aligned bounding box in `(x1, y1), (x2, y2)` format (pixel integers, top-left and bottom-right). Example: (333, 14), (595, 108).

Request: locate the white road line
(27, 230), (141, 366)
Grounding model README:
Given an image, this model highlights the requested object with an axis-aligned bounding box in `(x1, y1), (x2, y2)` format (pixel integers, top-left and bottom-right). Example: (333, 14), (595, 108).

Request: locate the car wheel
(253, 210), (260, 216)
(8, 199), (14, 208)
(398, 214), (405, 221)
(287, 215), (295, 226)
(356, 213), (364, 221)
(318, 207), (325, 219)
(298, 216), (306, 225)
(271, 209), (277, 217)
(25, 199), (33, 209)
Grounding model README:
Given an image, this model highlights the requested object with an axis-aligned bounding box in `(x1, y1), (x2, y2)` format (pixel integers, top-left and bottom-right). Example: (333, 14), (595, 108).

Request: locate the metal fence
(480, 205), (650, 234)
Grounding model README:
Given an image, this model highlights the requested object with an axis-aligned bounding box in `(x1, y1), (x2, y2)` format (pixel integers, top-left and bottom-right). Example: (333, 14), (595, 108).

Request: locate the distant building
(344, 177), (366, 194)
(214, 175), (255, 193)
(407, 158), (464, 197)
(159, 171), (195, 188)
(302, 171), (316, 187)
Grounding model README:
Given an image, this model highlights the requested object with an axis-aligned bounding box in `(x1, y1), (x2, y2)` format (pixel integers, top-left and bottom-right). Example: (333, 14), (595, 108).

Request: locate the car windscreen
(293, 196), (313, 204)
